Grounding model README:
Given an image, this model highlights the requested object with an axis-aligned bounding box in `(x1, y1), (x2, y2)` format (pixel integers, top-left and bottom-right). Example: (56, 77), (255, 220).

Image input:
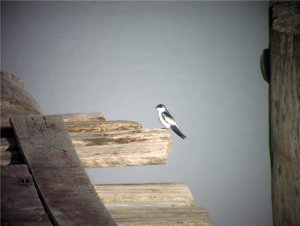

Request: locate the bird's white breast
(158, 113), (170, 128)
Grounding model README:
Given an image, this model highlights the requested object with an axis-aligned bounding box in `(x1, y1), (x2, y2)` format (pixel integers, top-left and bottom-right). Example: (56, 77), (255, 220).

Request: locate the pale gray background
(1, 1), (271, 226)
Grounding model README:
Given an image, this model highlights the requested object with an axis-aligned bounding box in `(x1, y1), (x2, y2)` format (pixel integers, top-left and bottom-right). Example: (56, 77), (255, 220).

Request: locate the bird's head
(155, 104), (166, 112)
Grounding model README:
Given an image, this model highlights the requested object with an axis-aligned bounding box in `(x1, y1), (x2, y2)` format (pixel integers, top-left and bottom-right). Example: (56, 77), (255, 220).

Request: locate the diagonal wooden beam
(10, 115), (117, 226)
(1, 165), (52, 225)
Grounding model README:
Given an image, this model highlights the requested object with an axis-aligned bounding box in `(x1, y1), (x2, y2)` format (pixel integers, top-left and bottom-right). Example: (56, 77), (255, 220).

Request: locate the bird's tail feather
(171, 125), (187, 139)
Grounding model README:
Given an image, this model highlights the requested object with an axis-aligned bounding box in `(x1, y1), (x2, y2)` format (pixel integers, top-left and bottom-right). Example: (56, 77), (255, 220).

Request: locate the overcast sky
(1, 2), (271, 226)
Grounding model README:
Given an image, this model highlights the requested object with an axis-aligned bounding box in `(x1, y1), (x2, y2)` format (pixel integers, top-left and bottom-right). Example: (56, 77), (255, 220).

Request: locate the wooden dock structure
(1, 72), (212, 225)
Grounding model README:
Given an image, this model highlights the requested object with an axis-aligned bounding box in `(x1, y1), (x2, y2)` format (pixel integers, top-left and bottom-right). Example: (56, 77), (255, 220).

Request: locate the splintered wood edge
(60, 112), (106, 122)
(77, 141), (171, 168)
(1, 113), (168, 167)
(75, 129), (172, 168)
(66, 120), (142, 133)
(1, 127), (172, 167)
(70, 128), (170, 146)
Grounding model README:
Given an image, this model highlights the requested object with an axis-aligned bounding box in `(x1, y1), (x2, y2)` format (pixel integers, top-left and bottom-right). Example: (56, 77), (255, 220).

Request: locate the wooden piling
(269, 2), (300, 226)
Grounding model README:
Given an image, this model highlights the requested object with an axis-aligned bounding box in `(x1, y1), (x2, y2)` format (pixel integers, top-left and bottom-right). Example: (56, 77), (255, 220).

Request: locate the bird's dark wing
(162, 111), (176, 125)
(171, 125), (187, 139)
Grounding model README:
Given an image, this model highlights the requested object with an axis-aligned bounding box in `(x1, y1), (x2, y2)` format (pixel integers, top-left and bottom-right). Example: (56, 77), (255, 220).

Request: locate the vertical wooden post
(269, 2), (300, 226)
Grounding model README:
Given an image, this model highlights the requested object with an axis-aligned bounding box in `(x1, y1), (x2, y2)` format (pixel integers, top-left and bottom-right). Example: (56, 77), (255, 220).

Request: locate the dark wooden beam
(10, 115), (117, 225)
(1, 165), (52, 225)
(269, 2), (300, 226)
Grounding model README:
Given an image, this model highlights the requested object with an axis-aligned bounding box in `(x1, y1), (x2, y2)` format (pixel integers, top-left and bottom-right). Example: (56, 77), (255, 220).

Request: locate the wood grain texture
(0, 71), (42, 117)
(95, 183), (195, 208)
(95, 183), (211, 226)
(108, 206), (211, 226)
(73, 128), (171, 167)
(1, 117), (171, 168)
(271, 1), (300, 34)
(270, 2), (300, 226)
(60, 112), (106, 123)
(1, 112), (107, 130)
(10, 115), (117, 226)
(1, 165), (52, 225)
(67, 120), (142, 133)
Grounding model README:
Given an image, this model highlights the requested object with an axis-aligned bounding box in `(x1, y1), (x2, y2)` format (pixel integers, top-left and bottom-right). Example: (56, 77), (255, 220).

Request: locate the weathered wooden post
(269, 2), (300, 226)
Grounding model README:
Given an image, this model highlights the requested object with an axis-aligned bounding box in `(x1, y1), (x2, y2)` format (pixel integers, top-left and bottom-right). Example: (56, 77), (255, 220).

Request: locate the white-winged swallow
(155, 104), (187, 139)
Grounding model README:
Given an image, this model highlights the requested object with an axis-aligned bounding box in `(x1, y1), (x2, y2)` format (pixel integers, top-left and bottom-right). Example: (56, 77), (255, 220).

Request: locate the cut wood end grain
(71, 128), (171, 146)
(95, 183), (211, 226)
(77, 141), (171, 167)
(75, 129), (172, 168)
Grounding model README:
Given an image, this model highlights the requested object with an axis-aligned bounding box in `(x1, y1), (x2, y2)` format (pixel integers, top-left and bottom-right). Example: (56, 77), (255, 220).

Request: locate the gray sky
(1, 1), (272, 226)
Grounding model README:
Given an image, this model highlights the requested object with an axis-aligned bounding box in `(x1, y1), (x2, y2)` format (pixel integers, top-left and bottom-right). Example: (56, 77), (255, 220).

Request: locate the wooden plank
(1, 122), (171, 168)
(10, 115), (117, 226)
(95, 183), (195, 208)
(107, 207), (211, 226)
(1, 165), (52, 225)
(95, 183), (212, 226)
(1, 112), (108, 130)
(73, 128), (171, 167)
(60, 112), (106, 123)
(67, 120), (141, 133)
(71, 128), (170, 146)
(269, 2), (300, 226)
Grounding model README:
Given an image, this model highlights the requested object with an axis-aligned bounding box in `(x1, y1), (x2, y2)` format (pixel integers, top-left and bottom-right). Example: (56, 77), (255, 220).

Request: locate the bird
(155, 104), (186, 139)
